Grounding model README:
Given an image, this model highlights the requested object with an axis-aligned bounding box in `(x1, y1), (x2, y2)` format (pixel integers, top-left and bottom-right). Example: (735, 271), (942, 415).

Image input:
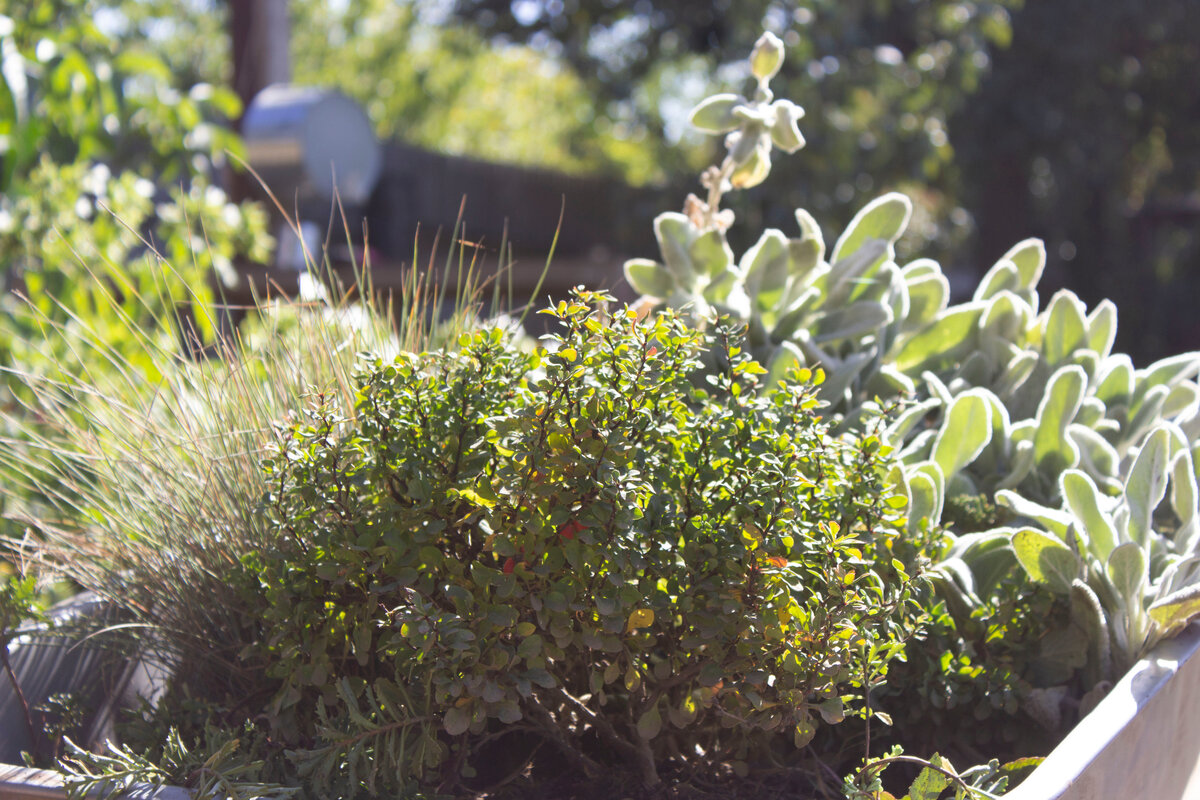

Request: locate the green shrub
(244, 292), (922, 793)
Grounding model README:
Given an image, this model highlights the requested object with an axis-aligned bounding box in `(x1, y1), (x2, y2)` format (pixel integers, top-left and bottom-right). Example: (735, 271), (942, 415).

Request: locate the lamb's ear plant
(626, 25), (1200, 744)
(1006, 422), (1200, 683)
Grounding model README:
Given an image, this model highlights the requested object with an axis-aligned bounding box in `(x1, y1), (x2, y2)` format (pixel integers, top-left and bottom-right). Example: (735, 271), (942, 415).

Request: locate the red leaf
(503, 557), (516, 574)
(558, 520), (584, 540)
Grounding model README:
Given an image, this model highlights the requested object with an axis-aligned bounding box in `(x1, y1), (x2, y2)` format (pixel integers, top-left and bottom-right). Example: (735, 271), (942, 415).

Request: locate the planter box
(0, 593), (169, 765)
(1007, 621), (1200, 800)
(0, 762), (189, 799)
(2, 623), (1199, 798)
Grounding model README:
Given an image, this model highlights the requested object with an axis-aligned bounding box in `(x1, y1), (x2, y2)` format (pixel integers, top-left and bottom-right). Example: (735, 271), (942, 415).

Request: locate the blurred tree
(289, 0), (665, 184)
(0, 0), (239, 190)
(956, 0), (1200, 361)
(444, 0), (1022, 263)
(0, 0), (272, 541)
(89, 0), (229, 89)
(449, 0), (1200, 359)
(0, 0), (269, 358)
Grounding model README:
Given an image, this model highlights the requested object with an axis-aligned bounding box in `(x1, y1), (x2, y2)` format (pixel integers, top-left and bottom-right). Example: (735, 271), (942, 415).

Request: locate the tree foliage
(289, 0), (664, 183)
(957, 0), (1200, 362)
(446, 0), (1021, 261)
(0, 0), (270, 362)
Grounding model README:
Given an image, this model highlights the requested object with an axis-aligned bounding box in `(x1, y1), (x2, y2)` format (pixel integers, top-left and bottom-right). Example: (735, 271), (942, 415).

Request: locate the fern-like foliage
(288, 676), (441, 798)
(60, 725), (298, 800)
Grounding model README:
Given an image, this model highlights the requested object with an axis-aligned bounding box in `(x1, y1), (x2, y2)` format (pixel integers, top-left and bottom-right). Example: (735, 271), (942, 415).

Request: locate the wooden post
(228, 0), (291, 125)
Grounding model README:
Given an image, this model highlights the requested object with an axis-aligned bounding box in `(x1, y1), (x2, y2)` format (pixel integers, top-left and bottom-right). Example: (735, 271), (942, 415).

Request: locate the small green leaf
(1139, 352), (1200, 394)
(636, 704), (663, 740)
(831, 192), (912, 268)
(653, 213), (697, 285)
(904, 268), (950, 329)
(689, 93), (743, 133)
(1012, 528), (1080, 594)
(996, 490), (1073, 538)
(1106, 542), (1147, 611)
(729, 138), (771, 188)
(1061, 470), (1118, 561)
(1070, 427), (1120, 490)
(817, 698), (844, 724)
(811, 301), (892, 345)
(906, 466), (944, 536)
(793, 712), (816, 748)
(1000, 238), (1047, 290)
(793, 208), (826, 264)
(1086, 300), (1118, 360)
(455, 487), (496, 510)
(1149, 584), (1200, 636)
(769, 99), (806, 152)
(690, 228), (734, 279)
(624, 258), (675, 298)
(443, 704), (471, 736)
(893, 302), (987, 374)
(750, 32), (785, 81)
(1042, 290), (1089, 365)
(1171, 449), (1199, 529)
(1125, 426), (1172, 547)
(931, 391), (993, 480)
(1034, 365), (1086, 477)
(741, 229), (790, 306)
(825, 238), (888, 307)
(626, 608), (655, 632)
(667, 694), (698, 729)
(980, 290), (1033, 345)
(906, 758), (953, 800)
(1096, 355), (1134, 406)
(973, 259), (1021, 302)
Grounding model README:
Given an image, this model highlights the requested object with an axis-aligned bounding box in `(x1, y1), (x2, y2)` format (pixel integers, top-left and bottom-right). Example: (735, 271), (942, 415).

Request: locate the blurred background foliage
(0, 0), (270, 540)
(0, 0), (268, 355)
(3, 0), (1198, 363)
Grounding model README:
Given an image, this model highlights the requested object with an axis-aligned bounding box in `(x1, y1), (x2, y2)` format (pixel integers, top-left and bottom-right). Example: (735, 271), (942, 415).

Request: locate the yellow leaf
(626, 608), (655, 632)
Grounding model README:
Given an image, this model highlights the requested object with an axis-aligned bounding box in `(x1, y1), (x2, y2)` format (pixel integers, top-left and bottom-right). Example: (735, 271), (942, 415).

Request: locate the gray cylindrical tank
(242, 85), (382, 208)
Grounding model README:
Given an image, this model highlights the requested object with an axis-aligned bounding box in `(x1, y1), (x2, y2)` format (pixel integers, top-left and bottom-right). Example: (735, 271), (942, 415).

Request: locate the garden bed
(3, 622), (1199, 798)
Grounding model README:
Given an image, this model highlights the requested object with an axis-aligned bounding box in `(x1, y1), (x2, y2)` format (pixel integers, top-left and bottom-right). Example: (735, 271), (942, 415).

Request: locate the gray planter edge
(0, 762), (189, 799)
(2, 621), (1200, 799)
(1006, 620), (1200, 800)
